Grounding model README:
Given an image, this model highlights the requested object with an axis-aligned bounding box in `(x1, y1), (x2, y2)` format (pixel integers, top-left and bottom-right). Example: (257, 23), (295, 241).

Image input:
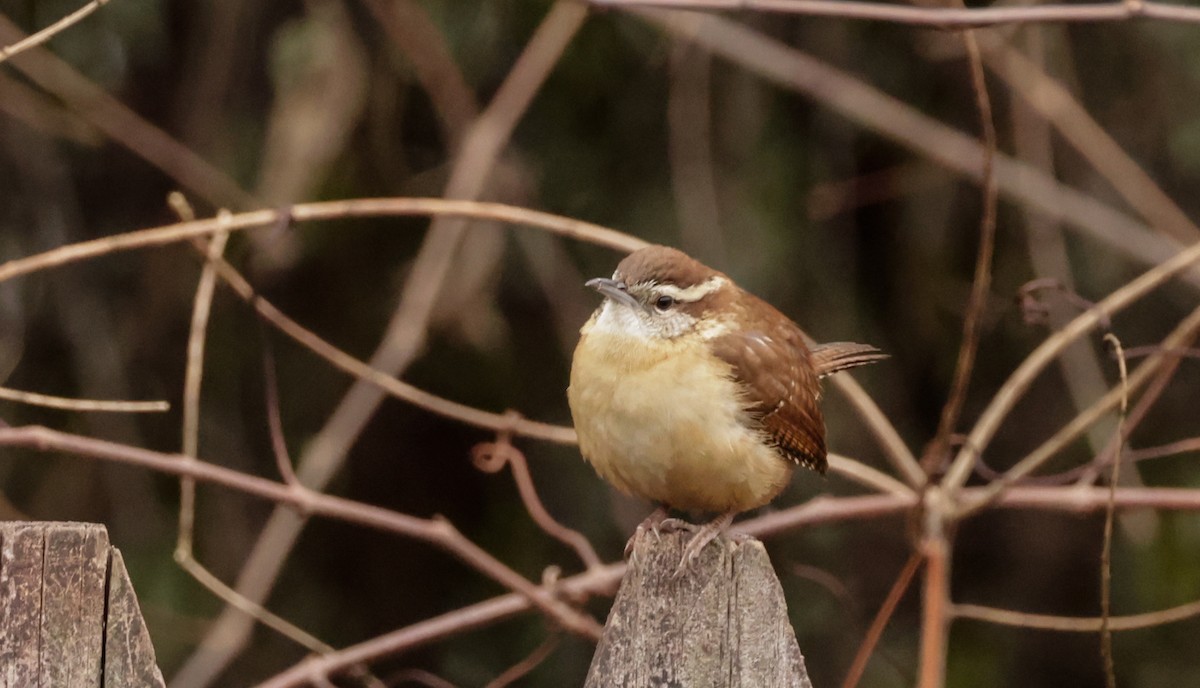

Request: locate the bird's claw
(625, 515), (698, 558)
(671, 523), (723, 580)
(671, 512), (737, 579)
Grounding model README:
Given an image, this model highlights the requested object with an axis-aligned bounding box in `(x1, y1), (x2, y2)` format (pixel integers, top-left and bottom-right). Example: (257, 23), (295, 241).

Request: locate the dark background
(2, 1), (1199, 686)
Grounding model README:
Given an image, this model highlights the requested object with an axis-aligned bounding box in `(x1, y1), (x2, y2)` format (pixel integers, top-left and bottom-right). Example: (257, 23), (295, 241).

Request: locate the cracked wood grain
(585, 530), (812, 688)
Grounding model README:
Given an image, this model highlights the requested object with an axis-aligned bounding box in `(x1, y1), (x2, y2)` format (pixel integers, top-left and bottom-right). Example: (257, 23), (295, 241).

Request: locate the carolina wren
(567, 245), (885, 567)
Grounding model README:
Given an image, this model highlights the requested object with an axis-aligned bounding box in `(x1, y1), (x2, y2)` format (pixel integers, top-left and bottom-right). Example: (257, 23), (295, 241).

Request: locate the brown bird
(567, 245), (886, 570)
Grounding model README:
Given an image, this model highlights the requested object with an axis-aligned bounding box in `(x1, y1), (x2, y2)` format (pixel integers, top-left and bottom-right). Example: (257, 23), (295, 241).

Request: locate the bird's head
(585, 245), (734, 340)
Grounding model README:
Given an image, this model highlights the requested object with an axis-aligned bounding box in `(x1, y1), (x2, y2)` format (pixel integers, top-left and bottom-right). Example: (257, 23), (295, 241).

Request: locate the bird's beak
(586, 277), (643, 311)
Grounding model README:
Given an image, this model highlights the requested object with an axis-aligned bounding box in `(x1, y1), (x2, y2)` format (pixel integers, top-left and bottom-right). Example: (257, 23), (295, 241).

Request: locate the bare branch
(912, 497), (950, 686)
(593, 0), (1200, 27)
(923, 23), (998, 476)
(200, 250), (577, 444)
(471, 418), (603, 570)
(953, 597), (1200, 632)
(175, 556), (333, 657)
(169, 203), (362, 678)
(1098, 334), (1128, 688)
(261, 332), (301, 488)
(0, 0), (111, 65)
(253, 564), (625, 688)
(945, 239), (1200, 491)
(827, 453), (916, 498)
(1127, 437), (1200, 463)
(828, 375), (924, 488)
(178, 212), (229, 557)
(0, 198), (645, 285)
(485, 633), (561, 688)
(841, 552), (922, 688)
(958, 302), (1200, 514)
(0, 387), (167, 413)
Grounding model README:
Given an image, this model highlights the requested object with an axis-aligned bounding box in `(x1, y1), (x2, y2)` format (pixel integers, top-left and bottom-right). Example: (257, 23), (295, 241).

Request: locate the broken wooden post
(585, 530), (813, 687)
(0, 521), (165, 687)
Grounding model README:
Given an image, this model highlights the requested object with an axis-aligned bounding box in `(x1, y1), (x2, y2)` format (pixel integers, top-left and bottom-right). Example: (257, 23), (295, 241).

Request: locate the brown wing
(710, 300), (828, 474)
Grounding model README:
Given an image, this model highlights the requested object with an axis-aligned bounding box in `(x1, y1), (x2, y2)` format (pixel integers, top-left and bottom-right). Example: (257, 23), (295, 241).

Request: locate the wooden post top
(0, 521), (165, 688)
(586, 530), (813, 688)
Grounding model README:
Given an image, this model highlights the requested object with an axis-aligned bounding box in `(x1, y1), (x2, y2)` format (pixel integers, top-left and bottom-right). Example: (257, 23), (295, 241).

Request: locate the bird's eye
(654, 295), (675, 312)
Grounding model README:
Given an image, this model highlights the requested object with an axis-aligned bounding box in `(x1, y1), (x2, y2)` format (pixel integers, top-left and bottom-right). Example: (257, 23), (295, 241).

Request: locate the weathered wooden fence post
(0, 521), (165, 687)
(585, 530), (814, 687)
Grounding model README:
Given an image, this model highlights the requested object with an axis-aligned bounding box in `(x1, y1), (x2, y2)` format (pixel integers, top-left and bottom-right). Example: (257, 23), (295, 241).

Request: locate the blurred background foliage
(2, 0), (1200, 686)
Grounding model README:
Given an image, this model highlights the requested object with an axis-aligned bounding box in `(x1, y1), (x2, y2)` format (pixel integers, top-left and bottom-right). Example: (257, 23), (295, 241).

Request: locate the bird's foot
(655, 517), (695, 535)
(672, 511), (736, 580)
(625, 507), (695, 560)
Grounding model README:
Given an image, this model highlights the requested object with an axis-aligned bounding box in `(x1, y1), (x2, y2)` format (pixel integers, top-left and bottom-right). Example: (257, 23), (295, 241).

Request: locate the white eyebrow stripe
(656, 276), (727, 302)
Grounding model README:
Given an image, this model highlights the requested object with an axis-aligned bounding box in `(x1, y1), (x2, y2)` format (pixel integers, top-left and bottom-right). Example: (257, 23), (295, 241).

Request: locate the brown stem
(593, 0), (1200, 26)
(923, 25), (998, 476)
(917, 535), (950, 688)
(841, 552), (923, 688)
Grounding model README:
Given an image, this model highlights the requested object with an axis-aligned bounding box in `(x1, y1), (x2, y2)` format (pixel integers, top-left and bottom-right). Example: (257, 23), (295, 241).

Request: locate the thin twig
(944, 239), (1200, 491)
(593, 0), (1200, 26)
(1126, 437), (1200, 463)
(827, 453), (916, 498)
(990, 486), (1200, 512)
(0, 0), (111, 65)
(953, 596), (1200, 632)
(198, 250), (577, 445)
(472, 416), (603, 570)
(0, 387), (167, 413)
(169, 202), (373, 679)
(484, 633), (561, 688)
(922, 24), (998, 476)
(262, 332), (301, 487)
(841, 552), (923, 688)
(178, 211), (229, 557)
(384, 669), (458, 688)
(0, 198), (645, 285)
(1121, 345), (1200, 360)
(253, 563), (625, 688)
(176, 557), (334, 655)
(958, 302), (1200, 514)
(828, 375), (925, 488)
(1077, 330), (1200, 485)
(1099, 334), (1127, 688)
